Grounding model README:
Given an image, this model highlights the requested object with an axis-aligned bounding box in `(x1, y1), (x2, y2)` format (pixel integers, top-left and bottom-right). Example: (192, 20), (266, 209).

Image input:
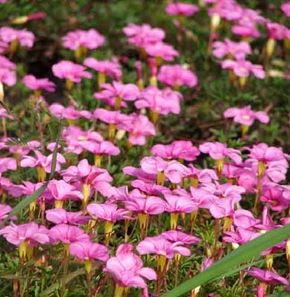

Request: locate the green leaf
(0, 121), (63, 226)
(162, 224), (290, 297)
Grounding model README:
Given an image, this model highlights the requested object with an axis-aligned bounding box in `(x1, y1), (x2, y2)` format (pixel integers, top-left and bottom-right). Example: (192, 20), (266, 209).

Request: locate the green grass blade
(162, 224), (290, 297)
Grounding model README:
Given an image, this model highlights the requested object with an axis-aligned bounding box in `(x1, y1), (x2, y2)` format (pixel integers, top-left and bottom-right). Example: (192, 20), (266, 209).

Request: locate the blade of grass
(162, 223), (290, 297)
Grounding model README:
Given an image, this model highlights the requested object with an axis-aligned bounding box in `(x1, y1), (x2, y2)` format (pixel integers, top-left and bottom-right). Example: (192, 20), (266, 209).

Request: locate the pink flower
(0, 55), (16, 70)
(123, 23), (165, 48)
(0, 107), (13, 119)
(0, 68), (16, 86)
(62, 126), (103, 155)
(7, 140), (40, 156)
(233, 209), (259, 229)
(61, 159), (113, 197)
(93, 108), (127, 125)
(212, 39), (251, 60)
(47, 179), (83, 204)
(223, 227), (260, 245)
(46, 208), (89, 225)
(131, 180), (169, 196)
(266, 21), (288, 40)
(281, 2), (290, 17)
(199, 142), (242, 164)
(94, 81), (139, 106)
(52, 60), (92, 83)
(0, 157), (17, 173)
(22, 74), (55, 92)
(84, 140), (120, 157)
(120, 113), (156, 146)
(124, 196), (165, 215)
(224, 106), (269, 126)
(62, 29), (105, 50)
(0, 27), (35, 48)
(247, 267), (288, 285)
(136, 86), (182, 115)
(49, 103), (91, 120)
(157, 64), (198, 88)
(160, 230), (200, 245)
(0, 203), (12, 222)
(0, 222), (49, 246)
(137, 236), (191, 258)
(221, 59), (265, 79)
(20, 150), (66, 173)
(260, 185), (290, 211)
(70, 240), (109, 262)
(84, 57), (122, 80)
(165, 2), (199, 17)
(87, 203), (128, 223)
(104, 244), (156, 295)
(164, 194), (197, 213)
(144, 42), (179, 61)
(49, 224), (89, 244)
(151, 140), (200, 161)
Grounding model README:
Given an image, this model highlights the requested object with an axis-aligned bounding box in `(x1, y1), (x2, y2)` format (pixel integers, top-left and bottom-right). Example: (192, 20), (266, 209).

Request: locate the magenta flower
(0, 107), (13, 119)
(123, 23), (165, 48)
(212, 39), (251, 60)
(70, 240), (109, 262)
(84, 140), (121, 158)
(0, 27), (35, 48)
(164, 193), (197, 214)
(0, 67), (16, 86)
(94, 108), (127, 125)
(160, 230), (200, 245)
(94, 81), (139, 108)
(84, 57), (122, 81)
(157, 64), (198, 89)
(20, 150), (66, 173)
(130, 180), (169, 196)
(281, 2), (290, 17)
(0, 55), (16, 70)
(0, 203), (12, 222)
(221, 59), (265, 79)
(87, 203), (128, 223)
(46, 208), (89, 225)
(199, 142), (242, 164)
(136, 86), (182, 115)
(8, 140), (40, 156)
(0, 157), (17, 173)
(62, 29), (105, 50)
(124, 195), (165, 215)
(49, 224), (89, 244)
(104, 244), (156, 296)
(165, 2), (199, 17)
(137, 236), (191, 258)
(260, 185), (290, 211)
(49, 103), (92, 120)
(0, 222), (49, 259)
(22, 74), (55, 93)
(144, 42), (179, 61)
(151, 140), (200, 161)
(187, 165), (218, 185)
(266, 21), (288, 40)
(233, 209), (259, 229)
(224, 105), (269, 127)
(120, 113), (156, 146)
(52, 60), (92, 83)
(247, 267), (288, 285)
(47, 179), (83, 207)
(223, 227), (260, 245)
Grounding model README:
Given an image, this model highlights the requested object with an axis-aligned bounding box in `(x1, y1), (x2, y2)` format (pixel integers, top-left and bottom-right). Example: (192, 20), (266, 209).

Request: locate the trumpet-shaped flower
(136, 86), (182, 115)
(151, 140), (200, 161)
(123, 23), (165, 48)
(22, 75), (55, 92)
(49, 224), (89, 244)
(212, 39), (251, 60)
(0, 222), (49, 246)
(158, 64), (198, 88)
(165, 2), (199, 17)
(104, 244), (157, 296)
(224, 105), (269, 126)
(70, 240), (109, 262)
(46, 208), (89, 225)
(52, 60), (92, 83)
(62, 29), (105, 50)
(87, 203), (128, 223)
(84, 57), (122, 80)
(221, 59), (265, 79)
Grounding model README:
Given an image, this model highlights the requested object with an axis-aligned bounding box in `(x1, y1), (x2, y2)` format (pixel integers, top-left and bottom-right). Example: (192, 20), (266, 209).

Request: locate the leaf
(0, 121), (63, 226)
(162, 224), (290, 297)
